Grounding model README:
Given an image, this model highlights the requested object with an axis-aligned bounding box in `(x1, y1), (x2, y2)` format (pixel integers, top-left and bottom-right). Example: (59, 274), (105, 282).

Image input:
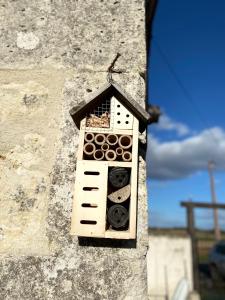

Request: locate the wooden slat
(78, 190), (101, 202)
(84, 127), (133, 136)
(79, 207), (102, 220)
(105, 230), (131, 239)
(79, 159), (132, 168)
(77, 119), (86, 160)
(70, 161), (108, 237)
(129, 117), (139, 239)
(107, 161), (132, 168)
(181, 201), (225, 209)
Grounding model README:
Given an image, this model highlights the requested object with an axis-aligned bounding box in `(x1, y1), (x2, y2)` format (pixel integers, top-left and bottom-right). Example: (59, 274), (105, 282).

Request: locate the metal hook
(107, 53), (121, 83)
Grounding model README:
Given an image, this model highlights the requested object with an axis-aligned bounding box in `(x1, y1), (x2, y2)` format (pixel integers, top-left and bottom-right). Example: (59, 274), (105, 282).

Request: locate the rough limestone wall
(0, 1), (148, 299)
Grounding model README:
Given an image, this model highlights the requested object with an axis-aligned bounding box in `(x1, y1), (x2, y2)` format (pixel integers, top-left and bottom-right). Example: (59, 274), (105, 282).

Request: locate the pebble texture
(0, 1), (149, 299)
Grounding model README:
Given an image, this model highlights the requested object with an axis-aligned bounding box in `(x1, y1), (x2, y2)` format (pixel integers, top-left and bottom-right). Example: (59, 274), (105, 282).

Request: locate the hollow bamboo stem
(101, 143), (109, 152)
(118, 135), (132, 149)
(84, 132), (95, 143)
(116, 147), (123, 156)
(106, 134), (118, 146)
(93, 149), (105, 161)
(95, 133), (106, 145)
(83, 142), (96, 156)
(122, 151), (132, 162)
(105, 149), (117, 161)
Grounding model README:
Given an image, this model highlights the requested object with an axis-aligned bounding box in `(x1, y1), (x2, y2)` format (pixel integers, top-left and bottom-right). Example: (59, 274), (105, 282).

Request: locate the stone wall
(0, 1), (149, 299)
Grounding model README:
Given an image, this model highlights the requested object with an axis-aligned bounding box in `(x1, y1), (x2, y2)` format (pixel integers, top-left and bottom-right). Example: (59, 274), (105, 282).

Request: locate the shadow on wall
(145, 0), (157, 55)
(78, 237), (136, 248)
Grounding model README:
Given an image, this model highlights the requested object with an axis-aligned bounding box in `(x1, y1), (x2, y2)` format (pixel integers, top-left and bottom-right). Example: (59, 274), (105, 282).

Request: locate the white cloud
(147, 127), (225, 180)
(156, 114), (190, 136)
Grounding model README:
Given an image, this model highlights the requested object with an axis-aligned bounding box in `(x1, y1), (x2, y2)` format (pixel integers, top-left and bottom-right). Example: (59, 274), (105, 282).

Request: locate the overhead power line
(153, 39), (209, 128)
(152, 39), (219, 151)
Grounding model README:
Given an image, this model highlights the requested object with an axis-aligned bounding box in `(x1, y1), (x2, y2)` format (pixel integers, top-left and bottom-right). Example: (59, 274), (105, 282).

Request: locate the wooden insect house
(70, 82), (150, 239)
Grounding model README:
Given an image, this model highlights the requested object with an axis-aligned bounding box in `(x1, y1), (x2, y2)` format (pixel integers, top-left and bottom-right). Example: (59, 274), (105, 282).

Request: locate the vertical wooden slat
(129, 117), (139, 239)
(186, 205), (200, 291)
(70, 161), (108, 237)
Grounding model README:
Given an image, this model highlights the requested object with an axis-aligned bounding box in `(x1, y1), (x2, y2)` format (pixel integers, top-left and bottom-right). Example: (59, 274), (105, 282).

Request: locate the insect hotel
(70, 82), (150, 239)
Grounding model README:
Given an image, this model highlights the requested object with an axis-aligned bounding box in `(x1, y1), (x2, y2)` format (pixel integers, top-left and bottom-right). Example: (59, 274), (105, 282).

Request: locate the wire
(153, 40), (207, 126)
(152, 39), (220, 151)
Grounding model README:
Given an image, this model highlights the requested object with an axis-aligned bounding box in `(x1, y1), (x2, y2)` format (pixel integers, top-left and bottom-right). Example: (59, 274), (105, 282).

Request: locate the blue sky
(147, 0), (225, 228)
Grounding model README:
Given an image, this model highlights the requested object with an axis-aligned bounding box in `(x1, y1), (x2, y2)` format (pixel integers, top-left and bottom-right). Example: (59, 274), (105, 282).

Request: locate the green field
(149, 227), (225, 240)
(201, 290), (225, 300)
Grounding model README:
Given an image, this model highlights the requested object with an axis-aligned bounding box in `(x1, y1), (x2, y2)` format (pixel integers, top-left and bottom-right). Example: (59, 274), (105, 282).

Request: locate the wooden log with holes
(107, 204), (129, 229)
(108, 167), (130, 188)
(108, 184), (131, 203)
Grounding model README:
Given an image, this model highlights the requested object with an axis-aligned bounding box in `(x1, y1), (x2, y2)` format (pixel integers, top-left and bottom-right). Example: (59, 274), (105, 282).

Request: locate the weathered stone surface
(0, 1), (145, 72)
(0, 1), (148, 299)
(0, 69), (70, 255)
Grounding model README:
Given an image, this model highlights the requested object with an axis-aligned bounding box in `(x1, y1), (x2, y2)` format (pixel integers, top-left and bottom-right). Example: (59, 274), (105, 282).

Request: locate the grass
(149, 227), (225, 240)
(201, 289), (225, 300)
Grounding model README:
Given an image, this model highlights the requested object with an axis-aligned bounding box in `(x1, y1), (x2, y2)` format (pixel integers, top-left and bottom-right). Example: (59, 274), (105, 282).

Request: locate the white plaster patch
(61, 280), (72, 292)
(17, 32), (40, 50)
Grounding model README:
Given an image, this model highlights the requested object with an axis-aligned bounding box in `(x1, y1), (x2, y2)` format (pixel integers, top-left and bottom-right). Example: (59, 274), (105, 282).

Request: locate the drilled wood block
(108, 184), (131, 203)
(113, 97), (133, 130)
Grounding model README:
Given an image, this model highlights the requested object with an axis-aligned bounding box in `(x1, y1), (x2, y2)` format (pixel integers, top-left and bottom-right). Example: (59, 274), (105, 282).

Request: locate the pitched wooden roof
(70, 82), (150, 133)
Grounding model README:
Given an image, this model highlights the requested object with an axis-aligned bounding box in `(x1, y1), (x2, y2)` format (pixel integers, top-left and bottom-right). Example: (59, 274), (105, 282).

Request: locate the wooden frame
(71, 116), (139, 239)
(70, 82), (148, 240)
(181, 201), (225, 291)
(70, 82), (150, 133)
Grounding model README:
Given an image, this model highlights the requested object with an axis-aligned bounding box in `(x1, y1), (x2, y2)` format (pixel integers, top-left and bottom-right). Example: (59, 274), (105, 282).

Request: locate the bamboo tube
(105, 149), (116, 161)
(122, 151), (132, 162)
(84, 132), (95, 143)
(83, 142), (96, 157)
(93, 149), (104, 161)
(95, 133), (106, 145)
(116, 147), (123, 156)
(118, 135), (132, 149)
(106, 134), (118, 146)
(101, 143), (109, 152)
